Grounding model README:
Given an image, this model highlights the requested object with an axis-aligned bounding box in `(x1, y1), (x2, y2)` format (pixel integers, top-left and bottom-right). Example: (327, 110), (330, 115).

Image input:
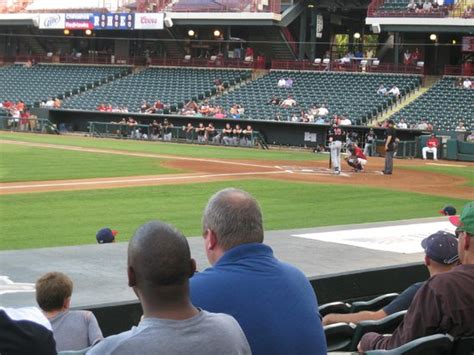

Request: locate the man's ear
(424, 255), (431, 266)
(63, 296), (71, 310)
(207, 229), (218, 250)
(463, 233), (471, 250)
(128, 265), (136, 288)
(190, 258), (197, 277)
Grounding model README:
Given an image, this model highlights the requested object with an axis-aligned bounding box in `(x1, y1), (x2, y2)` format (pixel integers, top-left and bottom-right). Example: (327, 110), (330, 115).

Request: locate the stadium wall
(44, 109), (426, 148)
(80, 263), (428, 337)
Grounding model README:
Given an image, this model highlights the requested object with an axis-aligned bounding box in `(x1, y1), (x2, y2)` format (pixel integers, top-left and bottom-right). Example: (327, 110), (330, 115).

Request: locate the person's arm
(323, 309), (387, 326)
(86, 311), (103, 346)
(385, 135), (392, 150)
(359, 282), (442, 351)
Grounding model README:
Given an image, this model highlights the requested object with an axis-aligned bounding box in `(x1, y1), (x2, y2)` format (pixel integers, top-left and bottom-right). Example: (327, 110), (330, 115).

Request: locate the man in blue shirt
(190, 188), (327, 355)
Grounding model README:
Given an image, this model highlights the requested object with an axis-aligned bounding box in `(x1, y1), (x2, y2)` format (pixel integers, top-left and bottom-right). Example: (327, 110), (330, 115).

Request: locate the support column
(309, 8), (316, 61)
(394, 32), (400, 66)
(298, 10), (307, 60)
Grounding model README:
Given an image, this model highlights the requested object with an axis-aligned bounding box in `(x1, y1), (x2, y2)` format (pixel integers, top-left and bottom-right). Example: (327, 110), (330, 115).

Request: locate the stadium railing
(0, 117), (59, 134)
(168, 0), (281, 13)
(271, 60), (424, 75)
(444, 65), (473, 76)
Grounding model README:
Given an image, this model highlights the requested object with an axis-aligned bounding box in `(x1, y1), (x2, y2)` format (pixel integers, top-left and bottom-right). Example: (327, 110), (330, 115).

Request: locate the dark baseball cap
(96, 228), (118, 244)
(421, 231), (459, 265)
(438, 205), (457, 216)
(449, 202), (474, 235)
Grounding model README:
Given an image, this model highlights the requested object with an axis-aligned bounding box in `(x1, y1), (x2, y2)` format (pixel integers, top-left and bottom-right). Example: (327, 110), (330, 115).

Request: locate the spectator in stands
(277, 78), (287, 88)
(20, 109), (31, 131)
(416, 119), (429, 130)
(422, 0), (432, 12)
(87, 220), (250, 355)
(230, 104), (241, 119)
(455, 121), (467, 141)
(339, 116), (352, 126)
(53, 98), (61, 109)
(195, 123), (207, 143)
(162, 119), (173, 141)
(214, 79), (225, 94)
(387, 85), (400, 98)
(222, 123), (234, 145)
(324, 231), (458, 326)
(406, 0), (417, 11)
(285, 78), (294, 88)
(36, 272), (103, 352)
(190, 188), (327, 355)
(267, 96), (281, 105)
(463, 77), (472, 89)
(45, 98), (55, 108)
(0, 306), (56, 355)
(280, 95), (297, 108)
(245, 47), (254, 61)
(466, 131), (474, 143)
(359, 202), (474, 351)
(377, 84), (387, 95)
(403, 49), (412, 65)
(214, 107), (226, 119)
(275, 112), (283, 121)
(140, 101), (150, 113)
(411, 48), (421, 63)
(290, 112), (299, 122)
(397, 118), (408, 129)
(318, 104), (329, 117)
(97, 103), (106, 112)
(242, 125), (254, 146)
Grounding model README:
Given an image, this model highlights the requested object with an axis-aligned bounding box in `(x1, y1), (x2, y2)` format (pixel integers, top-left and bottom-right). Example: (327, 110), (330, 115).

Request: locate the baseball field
(0, 131), (473, 250)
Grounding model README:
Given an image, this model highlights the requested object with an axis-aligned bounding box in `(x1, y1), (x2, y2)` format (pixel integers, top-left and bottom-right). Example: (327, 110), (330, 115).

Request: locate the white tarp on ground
(293, 221), (455, 254)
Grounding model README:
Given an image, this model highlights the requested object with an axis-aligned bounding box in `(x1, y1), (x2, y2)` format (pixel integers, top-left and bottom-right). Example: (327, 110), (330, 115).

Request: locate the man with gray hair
(190, 188), (327, 355)
(88, 220), (250, 355)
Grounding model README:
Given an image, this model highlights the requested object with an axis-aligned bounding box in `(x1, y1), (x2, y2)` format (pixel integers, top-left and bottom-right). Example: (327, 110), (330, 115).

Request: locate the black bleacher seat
(349, 310), (407, 351)
(324, 322), (356, 352)
(364, 333), (453, 355)
(318, 301), (351, 317)
(452, 335), (474, 355)
(350, 293), (399, 313)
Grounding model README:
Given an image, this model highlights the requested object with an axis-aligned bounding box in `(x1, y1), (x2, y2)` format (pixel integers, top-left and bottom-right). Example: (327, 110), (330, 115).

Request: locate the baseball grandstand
(0, 0), (473, 353)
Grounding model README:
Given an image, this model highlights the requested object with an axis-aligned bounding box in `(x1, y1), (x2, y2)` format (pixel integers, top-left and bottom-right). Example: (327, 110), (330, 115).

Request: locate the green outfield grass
(0, 144), (180, 182)
(0, 132), (326, 162)
(0, 179), (468, 250)
(400, 165), (474, 187)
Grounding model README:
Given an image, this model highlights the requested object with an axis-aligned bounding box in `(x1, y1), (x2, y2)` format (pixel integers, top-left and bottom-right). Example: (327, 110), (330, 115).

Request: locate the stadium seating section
(3, 63), (472, 132)
(210, 70), (421, 125)
(62, 67), (250, 112)
(0, 64), (129, 106)
(391, 77), (474, 131)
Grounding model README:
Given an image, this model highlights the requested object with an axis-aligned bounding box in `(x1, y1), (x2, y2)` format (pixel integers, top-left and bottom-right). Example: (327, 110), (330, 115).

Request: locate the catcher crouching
(345, 142), (367, 172)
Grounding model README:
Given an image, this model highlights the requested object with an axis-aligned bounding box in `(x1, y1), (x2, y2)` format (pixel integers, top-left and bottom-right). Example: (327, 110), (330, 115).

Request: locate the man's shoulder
(87, 329), (135, 354)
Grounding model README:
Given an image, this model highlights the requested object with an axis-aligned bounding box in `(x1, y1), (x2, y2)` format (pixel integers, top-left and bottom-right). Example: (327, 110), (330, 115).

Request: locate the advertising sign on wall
(134, 13), (164, 30)
(39, 14), (65, 29)
(65, 13), (94, 30)
(93, 13), (134, 30)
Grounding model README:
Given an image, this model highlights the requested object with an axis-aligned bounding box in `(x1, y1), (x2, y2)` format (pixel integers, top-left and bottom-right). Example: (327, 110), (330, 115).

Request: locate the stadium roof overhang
(366, 17), (474, 34)
(166, 11), (282, 26)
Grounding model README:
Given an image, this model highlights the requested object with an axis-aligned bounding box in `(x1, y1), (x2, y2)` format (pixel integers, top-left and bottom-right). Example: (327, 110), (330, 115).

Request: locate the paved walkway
(0, 217), (453, 308)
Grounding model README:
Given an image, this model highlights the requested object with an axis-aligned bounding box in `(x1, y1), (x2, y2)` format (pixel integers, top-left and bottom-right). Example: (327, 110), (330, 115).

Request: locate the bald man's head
(203, 188), (264, 251)
(128, 221), (193, 293)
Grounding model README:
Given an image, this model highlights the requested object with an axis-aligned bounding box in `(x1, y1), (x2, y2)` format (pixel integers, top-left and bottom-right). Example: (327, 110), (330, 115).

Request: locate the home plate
(292, 221), (455, 254)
